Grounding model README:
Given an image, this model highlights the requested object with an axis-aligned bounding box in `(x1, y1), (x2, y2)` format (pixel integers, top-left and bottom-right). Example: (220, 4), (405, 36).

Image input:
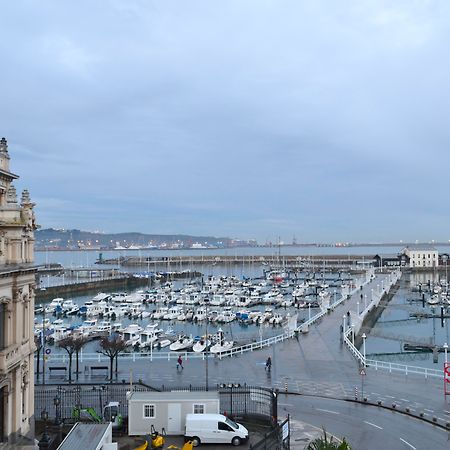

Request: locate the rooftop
(57, 423), (111, 450)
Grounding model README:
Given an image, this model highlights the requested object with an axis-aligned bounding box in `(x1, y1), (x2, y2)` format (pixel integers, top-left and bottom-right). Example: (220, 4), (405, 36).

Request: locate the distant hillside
(35, 228), (256, 250)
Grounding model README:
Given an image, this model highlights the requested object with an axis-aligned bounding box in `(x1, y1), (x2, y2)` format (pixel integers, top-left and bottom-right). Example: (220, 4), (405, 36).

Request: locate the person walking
(265, 356), (272, 371)
(177, 355), (184, 370)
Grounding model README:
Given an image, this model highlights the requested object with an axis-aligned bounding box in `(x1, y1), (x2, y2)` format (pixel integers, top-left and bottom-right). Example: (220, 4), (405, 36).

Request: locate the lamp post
(362, 333), (367, 367)
(357, 301), (360, 316)
(364, 294), (367, 310)
(53, 395), (61, 425)
(371, 288), (374, 301)
(342, 315), (346, 337)
(444, 342), (448, 364)
(205, 298), (209, 391)
(38, 409), (50, 450)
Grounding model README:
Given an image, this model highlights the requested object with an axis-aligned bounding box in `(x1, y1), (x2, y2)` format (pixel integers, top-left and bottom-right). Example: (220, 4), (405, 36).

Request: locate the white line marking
(399, 437), (416, 449)
(364, 421), (383, 429)
(317, 408), (340, 415)
(278, 403), (294, 407)
(424, 408), (434, 413)
(386, 395), (395, 399)
(371, 392), (382, 396)
(400, 398), (410, 402)
(444, 410), (450, 416)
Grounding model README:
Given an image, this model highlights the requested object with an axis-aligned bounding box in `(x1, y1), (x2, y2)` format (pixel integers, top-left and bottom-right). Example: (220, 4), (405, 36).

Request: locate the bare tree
(73, 335), (89, 380)
(58, 336), (77, 383)
(34, 334), (43, 380)
(97, 336), (126, 381)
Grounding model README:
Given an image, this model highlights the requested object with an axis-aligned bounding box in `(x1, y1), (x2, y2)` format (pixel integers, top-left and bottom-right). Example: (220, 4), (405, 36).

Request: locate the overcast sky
(1, 0), (450, 243)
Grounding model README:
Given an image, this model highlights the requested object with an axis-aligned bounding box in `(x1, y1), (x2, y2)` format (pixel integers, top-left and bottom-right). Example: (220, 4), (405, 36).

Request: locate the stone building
(403, 245), (439, 268)
(0, 137), (37, 445)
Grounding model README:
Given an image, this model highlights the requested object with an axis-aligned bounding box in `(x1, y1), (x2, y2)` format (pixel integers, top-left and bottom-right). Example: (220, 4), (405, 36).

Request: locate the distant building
(373, 253), (408, 268)
(403, 246), (438, 268)
(0, 137), (38, 445)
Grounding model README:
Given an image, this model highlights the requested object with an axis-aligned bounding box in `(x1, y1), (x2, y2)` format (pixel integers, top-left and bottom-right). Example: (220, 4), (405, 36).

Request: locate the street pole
(364, 294), (367, 310)
(205, 299), (209, 391)
(444, 343), (448, 364)
(357, 301), (360, 316)
(42, 305), (46, 386)
(362, 333), (367, 367)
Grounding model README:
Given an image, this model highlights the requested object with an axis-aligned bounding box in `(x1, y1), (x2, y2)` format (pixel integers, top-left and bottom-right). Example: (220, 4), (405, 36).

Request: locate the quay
(35, 270), (202, 301)
(97, 253), (371, 271)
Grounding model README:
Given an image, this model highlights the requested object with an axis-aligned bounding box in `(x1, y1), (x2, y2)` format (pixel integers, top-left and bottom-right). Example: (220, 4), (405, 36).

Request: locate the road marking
(364, 421), (382, 430)
(317, 408), (340, 415)
(424, 408), (434, 413)
(444, 410), (450, 416)
(400, 398), (410, 402)
(278, 403), (294, 407)
(399, 438), (416, 449)
(371, 392), (382, 396)
(386, 395), (395, 399)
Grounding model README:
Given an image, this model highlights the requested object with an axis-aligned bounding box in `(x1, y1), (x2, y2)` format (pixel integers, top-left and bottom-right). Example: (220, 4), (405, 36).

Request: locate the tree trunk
(110, 357), (114, 382)
(75, 350), (80, 379)
(68, 354), (73, 383)
(115, 353), (118, 376)
(36, 349), (41, 379)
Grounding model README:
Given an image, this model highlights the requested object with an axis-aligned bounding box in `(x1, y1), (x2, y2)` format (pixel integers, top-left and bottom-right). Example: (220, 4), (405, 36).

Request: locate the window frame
(143, 403), (155, 419)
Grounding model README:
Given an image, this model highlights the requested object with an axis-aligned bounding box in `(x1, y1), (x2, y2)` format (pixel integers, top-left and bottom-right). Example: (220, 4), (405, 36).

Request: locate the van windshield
(225, 418), (238, 429)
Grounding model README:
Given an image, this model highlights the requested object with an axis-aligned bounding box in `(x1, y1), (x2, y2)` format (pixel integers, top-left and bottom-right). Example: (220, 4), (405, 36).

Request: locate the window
(143, 404), (155, 418)
(218, 422), (234, 432)
(193, 404), (204, 414)
(0, 303), (5, 350)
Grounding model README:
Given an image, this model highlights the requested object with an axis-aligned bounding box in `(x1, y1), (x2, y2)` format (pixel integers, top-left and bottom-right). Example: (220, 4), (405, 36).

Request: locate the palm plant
(305, 428), (352, 450)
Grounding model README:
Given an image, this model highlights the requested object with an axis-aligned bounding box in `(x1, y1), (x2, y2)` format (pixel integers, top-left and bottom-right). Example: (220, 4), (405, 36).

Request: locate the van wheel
(192, 436), (201, 447)
(232, 436), (241, 446)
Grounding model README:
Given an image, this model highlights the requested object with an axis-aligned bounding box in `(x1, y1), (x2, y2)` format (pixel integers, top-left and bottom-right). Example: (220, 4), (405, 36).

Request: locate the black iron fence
(35, 382), (278, 425)
(250, 415), (290, 450)
(35, 382), (157, 422)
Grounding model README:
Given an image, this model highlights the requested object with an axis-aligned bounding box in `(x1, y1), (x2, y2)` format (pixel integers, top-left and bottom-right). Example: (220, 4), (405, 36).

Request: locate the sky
(1, 0), (450, 244)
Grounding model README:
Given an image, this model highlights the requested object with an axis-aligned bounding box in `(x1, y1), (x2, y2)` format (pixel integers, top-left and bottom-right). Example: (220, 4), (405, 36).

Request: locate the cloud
(1, 0), (450, 242)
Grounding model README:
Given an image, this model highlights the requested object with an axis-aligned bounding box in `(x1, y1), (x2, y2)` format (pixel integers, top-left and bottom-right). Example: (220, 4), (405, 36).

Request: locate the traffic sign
(360, 368), (366, 376)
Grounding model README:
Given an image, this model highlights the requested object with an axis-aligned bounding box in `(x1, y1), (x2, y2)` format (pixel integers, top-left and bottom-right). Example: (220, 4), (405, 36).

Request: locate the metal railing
(366, 359), (442, 378)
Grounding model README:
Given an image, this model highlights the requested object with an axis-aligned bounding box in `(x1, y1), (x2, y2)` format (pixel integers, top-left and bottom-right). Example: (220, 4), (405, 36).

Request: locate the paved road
(282, 395), (450, 450)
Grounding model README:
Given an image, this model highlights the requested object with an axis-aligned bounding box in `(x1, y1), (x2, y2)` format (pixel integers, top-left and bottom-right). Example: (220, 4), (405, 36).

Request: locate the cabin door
(167, 403), (181, 433)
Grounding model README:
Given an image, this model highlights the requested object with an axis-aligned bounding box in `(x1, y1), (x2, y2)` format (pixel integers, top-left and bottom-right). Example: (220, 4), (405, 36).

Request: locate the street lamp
(342, 315), (346, 337)
(444, 343), (448, 364)
(53, 395), (61, 425)
(204, 298), (210, 391)
(357, 301), (360, 316)
(362, 333), (367, 367)
(364, 294), (367, 310)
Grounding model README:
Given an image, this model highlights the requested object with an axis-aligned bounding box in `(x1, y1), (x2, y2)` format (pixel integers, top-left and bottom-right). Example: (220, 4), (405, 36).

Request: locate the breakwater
(35, 271), (202, 301)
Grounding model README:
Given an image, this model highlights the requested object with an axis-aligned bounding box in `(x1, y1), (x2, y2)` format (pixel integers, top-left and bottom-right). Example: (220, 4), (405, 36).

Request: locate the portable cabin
(128, 390), (220, 436)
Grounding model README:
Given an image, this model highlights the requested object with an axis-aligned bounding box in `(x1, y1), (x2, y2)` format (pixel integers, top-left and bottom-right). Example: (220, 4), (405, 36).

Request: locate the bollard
(284, 381), (288, 394)
(354, 386), (358, 400)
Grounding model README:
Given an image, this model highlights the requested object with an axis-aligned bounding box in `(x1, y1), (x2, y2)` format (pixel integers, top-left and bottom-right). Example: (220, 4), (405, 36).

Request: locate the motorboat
(210, 340), (234, 354)
(192, 338), (210, 353)
(121, 324), (143, 346)
(169, 335), (194, 351)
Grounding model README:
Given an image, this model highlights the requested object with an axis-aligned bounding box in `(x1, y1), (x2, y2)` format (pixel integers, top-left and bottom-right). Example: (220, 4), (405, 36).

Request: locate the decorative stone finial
(6, 185), (17, 204)
(21, 189), (31, 206)
(0, 137), (7, 153)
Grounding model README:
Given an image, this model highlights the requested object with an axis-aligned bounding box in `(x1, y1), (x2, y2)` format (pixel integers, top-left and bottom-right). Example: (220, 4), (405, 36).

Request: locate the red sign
(445, 363), (450, 396)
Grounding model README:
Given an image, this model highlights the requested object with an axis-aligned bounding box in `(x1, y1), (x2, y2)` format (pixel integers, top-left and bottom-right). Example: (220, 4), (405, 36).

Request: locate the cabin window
(143, 404), (155, 418)
(218, 422), (234, 432)
(193, 404), (205, 414)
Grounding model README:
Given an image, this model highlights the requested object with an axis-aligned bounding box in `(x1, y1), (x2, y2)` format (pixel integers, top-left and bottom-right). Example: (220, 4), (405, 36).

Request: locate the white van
(185, 413), (249, 446)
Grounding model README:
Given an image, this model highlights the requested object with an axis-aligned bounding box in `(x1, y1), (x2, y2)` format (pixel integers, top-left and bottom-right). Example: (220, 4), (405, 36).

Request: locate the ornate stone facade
(0, 137), (37, 445)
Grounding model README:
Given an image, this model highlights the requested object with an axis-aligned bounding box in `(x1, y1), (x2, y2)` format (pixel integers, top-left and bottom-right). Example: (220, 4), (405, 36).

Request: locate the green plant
(305, 428), (352, 450)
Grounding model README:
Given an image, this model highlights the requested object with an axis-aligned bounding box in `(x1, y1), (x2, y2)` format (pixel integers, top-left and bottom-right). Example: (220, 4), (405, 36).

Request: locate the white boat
(154, 339), (171, 348)
(192, 338), (210, 353)
(169, 335), (194, 351)
(269, 313), (284, 325)
(210, 340), (234, 353)
(121, 324), (143, 346)
(93, 292), (111, 302)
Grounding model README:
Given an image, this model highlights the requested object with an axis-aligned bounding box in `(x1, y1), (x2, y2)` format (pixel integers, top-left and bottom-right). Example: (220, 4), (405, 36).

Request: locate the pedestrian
(177, 355), (183, 370)
(265, 356), (272, 371)
(347, 311), (351, 326)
